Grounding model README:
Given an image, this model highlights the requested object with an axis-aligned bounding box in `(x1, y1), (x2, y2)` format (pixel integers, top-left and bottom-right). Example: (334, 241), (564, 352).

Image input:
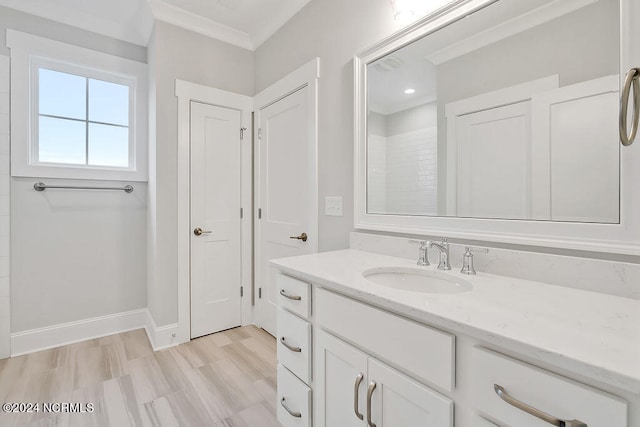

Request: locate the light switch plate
(325, 196), (343, 216)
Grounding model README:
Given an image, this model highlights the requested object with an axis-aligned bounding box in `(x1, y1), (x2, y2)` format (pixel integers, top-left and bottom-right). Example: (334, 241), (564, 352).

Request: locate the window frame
(32, 57), (136, 170)
(7, 30), (148, 182)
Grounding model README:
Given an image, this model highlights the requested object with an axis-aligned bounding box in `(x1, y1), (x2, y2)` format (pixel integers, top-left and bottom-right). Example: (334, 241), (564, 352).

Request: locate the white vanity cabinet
(314, 288), (454, 427)
(273, 265), (634, 427)
(317, 330), (453, 427)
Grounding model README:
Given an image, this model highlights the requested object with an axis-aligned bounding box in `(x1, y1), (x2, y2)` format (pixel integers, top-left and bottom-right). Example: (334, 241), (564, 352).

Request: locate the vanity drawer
(277, 274), (311, 319)
(316, 288), (455, 391)
(277, 307), (312, 383)
(473, 347), (627, 427)
(277, 364), (312, 427)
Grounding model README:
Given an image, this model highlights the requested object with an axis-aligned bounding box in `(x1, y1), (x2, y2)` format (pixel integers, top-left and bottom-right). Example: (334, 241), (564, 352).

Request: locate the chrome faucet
(428, 238), (451, 270)
(409, 240), (429, 266)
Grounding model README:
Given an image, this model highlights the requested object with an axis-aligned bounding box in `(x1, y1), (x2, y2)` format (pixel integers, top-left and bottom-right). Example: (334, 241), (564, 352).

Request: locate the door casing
(176, 81), (253, 344)
(174, 58), (319, 344)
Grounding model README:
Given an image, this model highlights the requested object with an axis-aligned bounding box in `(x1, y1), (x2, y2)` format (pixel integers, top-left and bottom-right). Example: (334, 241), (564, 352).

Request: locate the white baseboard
(10, 308), (146, 357)
(144, 309), (179, 351)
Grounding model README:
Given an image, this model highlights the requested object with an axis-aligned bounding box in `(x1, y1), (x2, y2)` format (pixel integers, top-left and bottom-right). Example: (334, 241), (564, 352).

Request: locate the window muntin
(37, 67), (131, 168)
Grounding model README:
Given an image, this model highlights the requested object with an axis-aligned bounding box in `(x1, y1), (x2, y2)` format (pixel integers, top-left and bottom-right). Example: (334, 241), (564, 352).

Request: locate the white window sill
(11, 163), (148, 182)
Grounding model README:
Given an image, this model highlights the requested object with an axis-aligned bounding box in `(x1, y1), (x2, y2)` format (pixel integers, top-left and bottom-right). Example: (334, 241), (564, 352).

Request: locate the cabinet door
(317, 331), (368, 427)
(368, 358), (453, 427)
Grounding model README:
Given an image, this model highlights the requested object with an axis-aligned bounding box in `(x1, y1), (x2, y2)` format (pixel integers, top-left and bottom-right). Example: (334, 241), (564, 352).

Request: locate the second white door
(256, 85), (316, 335)
(190, 101), (242, 339)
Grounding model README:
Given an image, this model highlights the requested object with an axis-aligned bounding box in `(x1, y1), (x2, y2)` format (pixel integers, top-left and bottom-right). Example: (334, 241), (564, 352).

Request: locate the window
(37, 67), (132, 168)
(7, 30), (148, 181)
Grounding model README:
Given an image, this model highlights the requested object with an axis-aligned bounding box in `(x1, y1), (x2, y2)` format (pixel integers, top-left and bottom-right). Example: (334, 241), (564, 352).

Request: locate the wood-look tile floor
(0, 326), (282, 427)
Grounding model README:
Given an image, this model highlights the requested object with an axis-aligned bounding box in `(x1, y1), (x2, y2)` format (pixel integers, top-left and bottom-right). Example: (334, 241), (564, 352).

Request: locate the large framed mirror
(354, 0), (640, 254)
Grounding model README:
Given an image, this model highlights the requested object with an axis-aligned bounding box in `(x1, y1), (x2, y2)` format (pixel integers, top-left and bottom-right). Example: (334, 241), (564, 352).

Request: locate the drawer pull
(354, 373), (364, 420)
(494, 384), (587, 427)
(280, 397), (302, 418)
(280, 289), (302, 301)
(280, 337), (302, 353)
(367, 381), (377, 427)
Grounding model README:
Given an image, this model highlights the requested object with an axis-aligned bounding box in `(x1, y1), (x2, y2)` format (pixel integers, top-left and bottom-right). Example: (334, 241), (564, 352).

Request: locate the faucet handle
(465, 246), (488, 254)
(461, 246), (488, 275)
(409, 239), (429, 266)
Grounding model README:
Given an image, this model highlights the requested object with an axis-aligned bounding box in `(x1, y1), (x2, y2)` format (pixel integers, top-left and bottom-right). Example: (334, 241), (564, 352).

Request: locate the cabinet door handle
(280, 337), (302, 353)
(494, 384), (587, 427)
(366, 381), (377, 427)
(620, 67), (640, 146)
(279, 289), (302, 301)
(280, 397), (302, 418)
(354, 373), (364, 420)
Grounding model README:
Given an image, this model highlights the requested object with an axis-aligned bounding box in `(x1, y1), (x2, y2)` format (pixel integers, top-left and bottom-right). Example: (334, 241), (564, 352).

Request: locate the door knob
(289, 232), (308, 242)
(194, 227), (212, 236)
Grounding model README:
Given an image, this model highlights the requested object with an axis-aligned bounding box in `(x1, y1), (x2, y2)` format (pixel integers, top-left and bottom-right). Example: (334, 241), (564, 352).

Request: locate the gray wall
(254, 0), (401, 252)
(368, 112), (387, 137)
(147, 21), (254, 327)
(437, 0), (618, 106)
(3, 11), (149, 332)
(386, 103), (437, 137)
(436, 0), (618, 214)
(11, 179), (147, 332)
(0, 5), (145, 62)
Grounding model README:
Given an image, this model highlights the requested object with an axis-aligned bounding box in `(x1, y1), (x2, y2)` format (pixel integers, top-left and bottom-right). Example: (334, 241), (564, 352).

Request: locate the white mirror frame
(354, 0), (640, 255)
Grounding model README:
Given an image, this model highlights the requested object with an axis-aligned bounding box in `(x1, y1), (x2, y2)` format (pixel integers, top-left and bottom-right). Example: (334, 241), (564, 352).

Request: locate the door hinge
(241, 286), (244, 297)
(240, 207), (243, 219)
(240, 127), (247, 140)
(258, 288), (262, 298)
(258, 208), (262, 219)
(258, 128), (262, 140)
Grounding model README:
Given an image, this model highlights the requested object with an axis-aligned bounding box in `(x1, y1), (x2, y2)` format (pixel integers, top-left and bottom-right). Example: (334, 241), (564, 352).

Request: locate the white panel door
(256, 86), (315, 335)
(190, 101), (242, 339)
(368, 358), (454, 427)
(317, 331), (368, 427)
(455, 101), (531, 219)
(531, 75), (619, 223)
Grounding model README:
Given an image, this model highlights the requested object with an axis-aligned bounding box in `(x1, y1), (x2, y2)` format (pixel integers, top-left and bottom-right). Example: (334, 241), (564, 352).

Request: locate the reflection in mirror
(366, 0), (620, 223)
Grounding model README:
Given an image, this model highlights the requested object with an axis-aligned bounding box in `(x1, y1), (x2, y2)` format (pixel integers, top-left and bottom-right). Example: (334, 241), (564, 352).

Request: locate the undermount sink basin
(363, 267), (472, 294)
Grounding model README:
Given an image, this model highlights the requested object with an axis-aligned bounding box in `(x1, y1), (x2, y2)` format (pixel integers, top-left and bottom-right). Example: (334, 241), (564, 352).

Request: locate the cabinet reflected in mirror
(366, 0), (620, 223)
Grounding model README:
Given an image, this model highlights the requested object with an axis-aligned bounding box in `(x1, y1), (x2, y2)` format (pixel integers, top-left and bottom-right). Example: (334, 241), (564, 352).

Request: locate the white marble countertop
(271, 249), (640, 394)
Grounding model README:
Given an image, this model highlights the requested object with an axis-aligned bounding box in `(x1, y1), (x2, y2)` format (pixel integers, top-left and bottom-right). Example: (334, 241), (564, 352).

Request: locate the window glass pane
(39, 116), (86, 164)
(39, 69), (86, 120)
(88, 79), (129, 126)
(88, 123), (129, 167)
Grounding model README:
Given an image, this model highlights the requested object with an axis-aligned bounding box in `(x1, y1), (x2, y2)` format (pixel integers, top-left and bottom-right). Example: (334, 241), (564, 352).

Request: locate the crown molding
(148, 0), (253, 50)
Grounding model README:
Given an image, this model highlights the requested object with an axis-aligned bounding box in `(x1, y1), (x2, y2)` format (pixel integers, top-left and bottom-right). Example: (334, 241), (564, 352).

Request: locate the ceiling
(0, 0), (311, 50)
(368, 46), (439, 116)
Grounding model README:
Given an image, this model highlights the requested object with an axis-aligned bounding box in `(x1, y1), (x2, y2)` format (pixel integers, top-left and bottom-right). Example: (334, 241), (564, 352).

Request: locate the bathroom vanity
(272, 249), (639, 426)
(273, 0), (640, 425)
